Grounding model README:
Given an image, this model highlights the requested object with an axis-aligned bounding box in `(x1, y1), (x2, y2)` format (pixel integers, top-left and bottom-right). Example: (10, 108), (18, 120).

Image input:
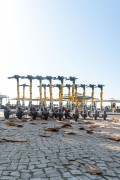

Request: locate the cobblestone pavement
(0, 116), (120, 180)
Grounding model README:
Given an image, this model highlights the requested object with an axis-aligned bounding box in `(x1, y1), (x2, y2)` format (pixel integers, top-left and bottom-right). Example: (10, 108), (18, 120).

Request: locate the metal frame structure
(8, 75), (24, 105)
(98, 84), (104, 111)
(19, 84), (29, 107)
(35, 76), (46, 108)
(64, 84), (72, 107)
(21, 75), (35, 106)
(66, 77), (78, 110)
(45, 76), (57, 110)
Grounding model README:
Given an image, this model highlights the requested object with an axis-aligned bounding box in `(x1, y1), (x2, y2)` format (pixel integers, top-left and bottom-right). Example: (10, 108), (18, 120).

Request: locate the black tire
(4, 112), (9, 119)
(54, 114), (57, 118)
(74, 115), (78, 121)
(73, 114), (79, 121)
(33, 115), (36, 120)
(81, 111), (87, 119)
(88, 111), (92, 117)
(103, 115), (106, 120)
(93, 114), (97, 120)
(83, 115), (86, 120)
(17, 115), (22, 119)
(65, 114), (68, 119)
(44, 115), (48, 120)
(59, 116), (62, 121)
(103, 111), (107, 120)
(81, 111), (83, 117)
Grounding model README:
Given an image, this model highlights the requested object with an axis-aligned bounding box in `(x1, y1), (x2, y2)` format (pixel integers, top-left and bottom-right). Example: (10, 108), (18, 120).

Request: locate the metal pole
(46, 76), (55, 109)
(89, 84), (97, 111)
(23, 86), (25, 106)
(72, 84), (75, 109)
(98, 84), (104, 110)
(83, 87), (86, 105)
(40, 80), (42, 103)
(66, 77), (77, 110)
(64, 84), (71, 107)
(8, 75), (22, 106)
(100, 89), (103, 109)
(19, 84), (29, 107)
(16, 77), (20, 106)
(75, 85), (78, 106)
(68, 87), (71, 104)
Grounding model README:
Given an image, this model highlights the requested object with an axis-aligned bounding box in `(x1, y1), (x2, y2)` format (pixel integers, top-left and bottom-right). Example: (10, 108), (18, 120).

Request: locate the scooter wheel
(75, 117), (77, 121)
(103, 112), (107, 120)
(17, 115), (22, 119)
(65, 114), (68, 119)
(59, 116), (62, 121)
(55, 114), (57, 118)
(93, 114), (97, 120)
(44, 115), (48, 120)
(4, 112), (9, 119)
(33, 115), (36, 120)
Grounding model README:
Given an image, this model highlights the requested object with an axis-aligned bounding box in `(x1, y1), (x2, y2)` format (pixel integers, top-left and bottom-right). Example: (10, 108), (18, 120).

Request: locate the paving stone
(108, 162), (120, 168)
(96, 162), (108, 167)
(35, 164), (47, 168)
(21, 172), (32, 178)
(67, 178), (78, 180)
(1, 176), (17, 180)
(33, 171), (44, 176)
(105, 169), (118, 177)
(0, 161), (11, 165)
(114, 168), (120, 174)
(49, 177), (64, 180)
(10, 171), (20, 177)
(47, 162), (54, 166)
(117, 174), (120, 178)
(18, 165), (27, 170)
(18, 179), (29, 180)
(62, 172), (73, 178)
(103, 177), (120, 180)
(77, 176), (91, 180)
(85, 173), (103, 180)
(2, 171), (11, 176)
(70, 169), (83, 175)
(44, 167), (54, 171)
(28, 165), (35, 170)
(66, 157), (75, 161)
(20, 169), (31, 173)
(45, 169), (61, 177)
(30, 179), (42, 180)
(0, 166), (7, 171)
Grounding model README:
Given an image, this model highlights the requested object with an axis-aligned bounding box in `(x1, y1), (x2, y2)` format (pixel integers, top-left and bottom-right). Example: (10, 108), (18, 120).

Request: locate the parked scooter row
(4, 101), (107, 121)
(4, 75), (107, 121)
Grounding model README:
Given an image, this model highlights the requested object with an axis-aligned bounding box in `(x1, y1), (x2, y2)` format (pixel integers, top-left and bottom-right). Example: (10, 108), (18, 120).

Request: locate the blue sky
(0, 0), (120, 105)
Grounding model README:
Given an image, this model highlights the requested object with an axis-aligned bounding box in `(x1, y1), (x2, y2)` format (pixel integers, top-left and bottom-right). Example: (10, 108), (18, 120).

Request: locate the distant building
(0, 94), (8, 107)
